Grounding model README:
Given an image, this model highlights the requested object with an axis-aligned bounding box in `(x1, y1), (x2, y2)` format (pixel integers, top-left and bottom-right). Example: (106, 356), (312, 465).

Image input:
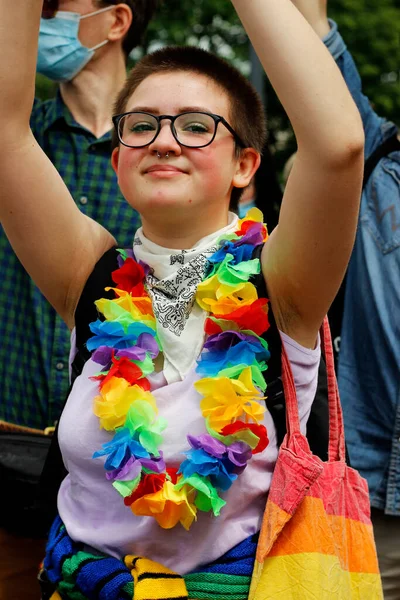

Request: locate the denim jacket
(324, 22), (400, 515)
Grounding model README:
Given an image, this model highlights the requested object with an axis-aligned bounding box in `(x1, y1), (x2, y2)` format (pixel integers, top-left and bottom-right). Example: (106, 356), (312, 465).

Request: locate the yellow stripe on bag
(250, 553), (383, 600)
(125, 555), (188, 600)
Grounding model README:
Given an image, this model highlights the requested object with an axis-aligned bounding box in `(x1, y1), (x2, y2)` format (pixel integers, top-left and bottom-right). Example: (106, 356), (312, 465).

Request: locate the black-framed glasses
(112, 111), (246, 149)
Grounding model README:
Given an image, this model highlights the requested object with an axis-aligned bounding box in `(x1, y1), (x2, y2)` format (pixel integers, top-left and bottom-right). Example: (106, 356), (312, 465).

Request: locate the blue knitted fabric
(44, 516), (258, 599)
(191, 533), (259, 576)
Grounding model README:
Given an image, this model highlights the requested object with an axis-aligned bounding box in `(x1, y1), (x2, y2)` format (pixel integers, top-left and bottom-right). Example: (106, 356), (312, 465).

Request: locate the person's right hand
(290, 0), (330, 38)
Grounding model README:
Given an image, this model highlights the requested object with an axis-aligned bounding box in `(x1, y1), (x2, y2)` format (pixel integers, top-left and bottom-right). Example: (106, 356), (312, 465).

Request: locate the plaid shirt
(0, 92), (140, 429)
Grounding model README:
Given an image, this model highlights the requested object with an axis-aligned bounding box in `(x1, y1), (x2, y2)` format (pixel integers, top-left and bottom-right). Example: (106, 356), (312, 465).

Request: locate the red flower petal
(221, 422), (269, 454)
(115, 357), (144, 384)
(98, 356), (143, 390)
(124, 473), (166, 506)
(112, 258), (146, 295)
(213, 299), (270, 336)
(235, 220), (267, 240)
(204, 318), (223, 335)
(166, 468), (179, 484)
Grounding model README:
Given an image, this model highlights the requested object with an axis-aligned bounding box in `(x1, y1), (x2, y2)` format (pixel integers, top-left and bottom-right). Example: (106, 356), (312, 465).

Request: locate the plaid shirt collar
(42, 89), (113, 143)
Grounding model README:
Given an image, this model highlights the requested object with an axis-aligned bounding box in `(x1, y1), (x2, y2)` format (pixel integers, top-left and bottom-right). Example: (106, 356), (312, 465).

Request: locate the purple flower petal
(226, 442), (253, 467)
(92, 346), (113, 366)
(106, 456), (142, 481)
(141, 455), (166, 473)
(233, 223), (264, 247)
(116, 347), (147, 362)
(204, 331), (253, 351)
(187, 434), (226, 458)
(137, 333), (159, 358)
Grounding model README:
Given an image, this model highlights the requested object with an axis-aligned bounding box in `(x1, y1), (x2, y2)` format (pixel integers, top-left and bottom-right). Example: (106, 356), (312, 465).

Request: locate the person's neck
(59, 51), (127, 139)
(140, 212), (231, 250)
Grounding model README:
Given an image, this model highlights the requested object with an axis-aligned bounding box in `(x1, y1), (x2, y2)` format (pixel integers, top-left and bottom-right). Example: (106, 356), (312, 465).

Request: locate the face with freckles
(111, 71), (259, 236)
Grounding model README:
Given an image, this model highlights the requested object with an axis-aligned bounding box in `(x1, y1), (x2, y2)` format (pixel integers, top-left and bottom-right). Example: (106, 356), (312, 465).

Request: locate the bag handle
(281, 316), (346, 462)
(320, 317), (346, 462)
(0, 419), (54, 437)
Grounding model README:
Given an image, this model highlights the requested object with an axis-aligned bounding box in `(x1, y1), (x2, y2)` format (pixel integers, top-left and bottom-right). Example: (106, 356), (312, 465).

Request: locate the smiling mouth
(145, 166), (186, 177)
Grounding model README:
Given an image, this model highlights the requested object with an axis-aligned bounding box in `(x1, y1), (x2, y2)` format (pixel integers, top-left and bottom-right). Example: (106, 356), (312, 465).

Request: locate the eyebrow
(125, 106), (214, 115)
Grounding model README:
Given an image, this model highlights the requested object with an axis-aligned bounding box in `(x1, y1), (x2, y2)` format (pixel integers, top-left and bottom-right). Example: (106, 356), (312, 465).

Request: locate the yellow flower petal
(196, 370), (266, 431)
(94, 377), (157, 430)
(97, 292), (156, 324)
(238, 207), (264, 226)
(131, 481), (197, 530)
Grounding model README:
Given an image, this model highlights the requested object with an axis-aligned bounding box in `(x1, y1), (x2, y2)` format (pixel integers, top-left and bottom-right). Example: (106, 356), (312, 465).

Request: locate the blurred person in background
(0, 1), (158, 598)
(291, 1), (400, 597)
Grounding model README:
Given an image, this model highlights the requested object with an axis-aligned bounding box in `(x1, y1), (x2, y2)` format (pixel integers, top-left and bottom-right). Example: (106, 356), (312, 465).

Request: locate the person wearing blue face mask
(0, 1), (159, 598)
(37, 4), (115, 82)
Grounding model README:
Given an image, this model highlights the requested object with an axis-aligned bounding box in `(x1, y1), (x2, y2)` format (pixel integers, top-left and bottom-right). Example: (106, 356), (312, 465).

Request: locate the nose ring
(157, 151), (169, 159)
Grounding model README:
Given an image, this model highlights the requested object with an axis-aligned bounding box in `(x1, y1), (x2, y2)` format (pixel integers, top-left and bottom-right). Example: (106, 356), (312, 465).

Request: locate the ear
(107, 3), (133, 43)
(111, 147), (120, 174)
(232, 148), (261, 189)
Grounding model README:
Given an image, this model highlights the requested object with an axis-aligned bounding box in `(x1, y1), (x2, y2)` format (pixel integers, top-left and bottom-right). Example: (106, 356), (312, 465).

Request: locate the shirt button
(80, 196), (88, 205)
(56, 362), (64, 371)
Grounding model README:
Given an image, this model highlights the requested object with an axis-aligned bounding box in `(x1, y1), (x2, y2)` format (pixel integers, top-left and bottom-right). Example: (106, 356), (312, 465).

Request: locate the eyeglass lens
(118, 112), (217, 148)
(42, 0), (59, 19)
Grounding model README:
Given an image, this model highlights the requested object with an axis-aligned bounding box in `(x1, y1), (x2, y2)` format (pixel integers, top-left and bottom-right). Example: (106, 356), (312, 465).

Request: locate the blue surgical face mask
(37, 6), (113, 83)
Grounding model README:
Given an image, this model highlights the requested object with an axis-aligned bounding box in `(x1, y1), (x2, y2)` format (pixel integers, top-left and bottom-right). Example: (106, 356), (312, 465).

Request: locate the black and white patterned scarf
(133, 214), (239, 383)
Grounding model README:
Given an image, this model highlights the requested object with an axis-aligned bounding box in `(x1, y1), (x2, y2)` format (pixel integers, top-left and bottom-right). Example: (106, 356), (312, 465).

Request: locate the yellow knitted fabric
(125, 555), (189, 600)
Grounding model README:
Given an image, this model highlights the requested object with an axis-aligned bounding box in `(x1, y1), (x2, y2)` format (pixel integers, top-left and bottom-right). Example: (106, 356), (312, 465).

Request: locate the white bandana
(133, 214), (239, 383)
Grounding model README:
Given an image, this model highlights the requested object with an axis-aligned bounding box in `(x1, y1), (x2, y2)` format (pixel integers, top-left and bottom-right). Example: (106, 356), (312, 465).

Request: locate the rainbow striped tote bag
(249, 318), (383, 599)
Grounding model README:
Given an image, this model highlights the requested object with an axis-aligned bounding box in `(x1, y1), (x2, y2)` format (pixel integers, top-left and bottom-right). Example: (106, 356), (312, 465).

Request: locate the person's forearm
(231, 0), (363, 162)
(0, 0), (41, 129)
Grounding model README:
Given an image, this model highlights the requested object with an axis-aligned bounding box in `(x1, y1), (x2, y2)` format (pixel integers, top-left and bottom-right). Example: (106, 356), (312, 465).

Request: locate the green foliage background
(37, 0), (399, 169)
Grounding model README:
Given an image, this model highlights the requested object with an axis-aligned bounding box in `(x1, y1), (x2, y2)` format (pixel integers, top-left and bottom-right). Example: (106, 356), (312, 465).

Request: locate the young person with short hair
(0, 0), (364, 597)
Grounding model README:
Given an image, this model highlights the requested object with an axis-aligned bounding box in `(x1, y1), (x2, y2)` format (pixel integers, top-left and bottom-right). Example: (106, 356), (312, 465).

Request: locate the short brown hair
(96, 0), (159, 57)
(112, 45), (267, 153)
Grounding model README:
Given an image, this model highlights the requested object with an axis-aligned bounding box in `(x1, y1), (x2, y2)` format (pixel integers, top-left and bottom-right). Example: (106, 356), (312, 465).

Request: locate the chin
(128, 195), (195, 221)
(146, 189), (197, 209)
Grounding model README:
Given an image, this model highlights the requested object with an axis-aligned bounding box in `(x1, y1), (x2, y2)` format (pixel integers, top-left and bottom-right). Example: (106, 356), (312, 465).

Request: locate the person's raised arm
(231, 0), (364, 348)
(290, 0), (393, 159)
(0, 0), (114, 328)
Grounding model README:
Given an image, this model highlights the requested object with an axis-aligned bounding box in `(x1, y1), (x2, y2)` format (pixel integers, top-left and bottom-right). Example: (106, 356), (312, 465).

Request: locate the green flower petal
(113, 475), (140, 497)
(177, 474), (226, 516)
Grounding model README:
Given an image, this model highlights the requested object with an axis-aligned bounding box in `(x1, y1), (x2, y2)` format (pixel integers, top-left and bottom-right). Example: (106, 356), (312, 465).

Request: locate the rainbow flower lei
(88, 208), (270, 530)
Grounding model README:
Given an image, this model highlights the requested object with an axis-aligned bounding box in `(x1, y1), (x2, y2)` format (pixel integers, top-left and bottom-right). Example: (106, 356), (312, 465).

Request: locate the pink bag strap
(281, 316), (346, 462)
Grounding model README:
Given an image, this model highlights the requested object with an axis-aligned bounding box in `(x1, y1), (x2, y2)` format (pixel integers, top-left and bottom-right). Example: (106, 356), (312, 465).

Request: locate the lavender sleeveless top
(58, 330), (320, 574)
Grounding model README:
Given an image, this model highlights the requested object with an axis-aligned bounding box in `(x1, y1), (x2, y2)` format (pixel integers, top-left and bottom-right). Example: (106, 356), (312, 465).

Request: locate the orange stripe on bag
(266, 497), (379, 573)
